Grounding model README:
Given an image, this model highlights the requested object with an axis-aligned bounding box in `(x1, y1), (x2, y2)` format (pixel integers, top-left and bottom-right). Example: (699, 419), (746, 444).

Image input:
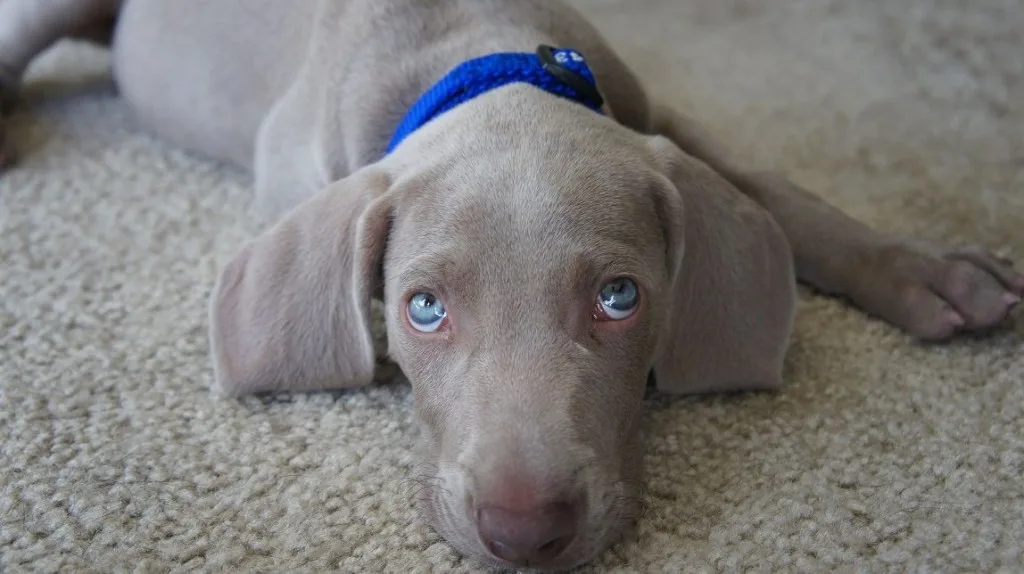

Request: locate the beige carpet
(2, 0), (1023, 571)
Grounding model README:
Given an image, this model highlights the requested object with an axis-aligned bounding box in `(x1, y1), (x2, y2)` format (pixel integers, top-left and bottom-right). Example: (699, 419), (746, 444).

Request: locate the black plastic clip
(536, 44), (605, 109)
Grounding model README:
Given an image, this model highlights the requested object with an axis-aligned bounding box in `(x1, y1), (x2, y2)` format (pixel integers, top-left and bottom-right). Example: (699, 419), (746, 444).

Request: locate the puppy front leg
(649, 104), (1024, 341)
(251, 71), (349, 220)
(0, 0), (121, 167)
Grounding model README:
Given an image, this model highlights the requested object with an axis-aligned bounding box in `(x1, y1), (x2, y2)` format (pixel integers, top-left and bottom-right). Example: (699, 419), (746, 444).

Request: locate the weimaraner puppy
(2, 0), (1021, 570)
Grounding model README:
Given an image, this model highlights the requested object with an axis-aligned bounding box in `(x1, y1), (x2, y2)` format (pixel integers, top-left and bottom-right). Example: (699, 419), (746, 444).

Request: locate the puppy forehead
(392, 150), (665, 248)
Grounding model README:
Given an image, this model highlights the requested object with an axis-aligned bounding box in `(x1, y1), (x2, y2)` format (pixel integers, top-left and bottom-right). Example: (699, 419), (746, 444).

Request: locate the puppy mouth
(412, 469), (645, 572)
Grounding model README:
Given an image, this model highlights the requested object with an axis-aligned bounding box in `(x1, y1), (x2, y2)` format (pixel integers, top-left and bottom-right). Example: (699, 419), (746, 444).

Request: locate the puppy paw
(848, 240), (1024, 341)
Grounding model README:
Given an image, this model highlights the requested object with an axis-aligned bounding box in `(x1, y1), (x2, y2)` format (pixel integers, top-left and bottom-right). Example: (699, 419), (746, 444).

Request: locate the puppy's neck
(379, 83), (622, 176)
(383, 46), (608, 157)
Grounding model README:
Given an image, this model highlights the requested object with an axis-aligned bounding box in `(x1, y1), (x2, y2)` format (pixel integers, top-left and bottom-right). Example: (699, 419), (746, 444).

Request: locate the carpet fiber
(2, 0), (1023, 571)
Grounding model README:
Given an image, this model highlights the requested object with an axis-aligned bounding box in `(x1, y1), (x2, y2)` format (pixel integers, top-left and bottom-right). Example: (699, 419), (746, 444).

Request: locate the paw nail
(1004, 293), (1022, 307)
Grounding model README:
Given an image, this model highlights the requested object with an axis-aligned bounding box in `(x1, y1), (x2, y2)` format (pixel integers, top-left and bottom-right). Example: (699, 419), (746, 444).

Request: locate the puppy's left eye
(407, 292), (448, 332)
(595, 278), (640, 321)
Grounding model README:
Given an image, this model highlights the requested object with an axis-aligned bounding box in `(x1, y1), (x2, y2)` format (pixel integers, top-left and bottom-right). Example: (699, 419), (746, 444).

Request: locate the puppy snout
(474, 486), (579, 566)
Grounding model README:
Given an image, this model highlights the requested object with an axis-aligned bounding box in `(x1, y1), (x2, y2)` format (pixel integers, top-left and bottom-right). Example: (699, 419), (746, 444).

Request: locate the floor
(2, 0), (1023, 571)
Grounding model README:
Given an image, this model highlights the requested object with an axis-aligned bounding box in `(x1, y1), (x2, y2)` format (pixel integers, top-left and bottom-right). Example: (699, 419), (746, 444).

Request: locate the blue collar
(385, 45), (605, 155)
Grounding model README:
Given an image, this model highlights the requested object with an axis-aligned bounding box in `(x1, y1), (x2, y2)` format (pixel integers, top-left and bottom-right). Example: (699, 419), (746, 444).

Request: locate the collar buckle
(536, 44), (605, 110)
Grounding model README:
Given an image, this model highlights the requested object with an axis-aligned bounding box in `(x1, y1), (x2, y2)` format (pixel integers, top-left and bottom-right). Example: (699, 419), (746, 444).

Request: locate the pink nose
(476, 500), (578, 566)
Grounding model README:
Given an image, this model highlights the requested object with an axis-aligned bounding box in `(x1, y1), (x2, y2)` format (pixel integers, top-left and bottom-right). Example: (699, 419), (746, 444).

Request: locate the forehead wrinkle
(393, 249), (473, 294)
(514, 182), (663, 252)
(508, 192), (662, 267)
(566, 242), (663, 290)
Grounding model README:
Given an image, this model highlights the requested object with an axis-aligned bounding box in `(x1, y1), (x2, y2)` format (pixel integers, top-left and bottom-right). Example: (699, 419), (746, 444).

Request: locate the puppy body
(111, 0), (654, 213)
(2, 0), (1021, 570)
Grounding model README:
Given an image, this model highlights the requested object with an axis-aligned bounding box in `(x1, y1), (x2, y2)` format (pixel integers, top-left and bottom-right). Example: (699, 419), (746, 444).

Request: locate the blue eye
(407, 292), (448, 332)
(598, 278), (639, 320)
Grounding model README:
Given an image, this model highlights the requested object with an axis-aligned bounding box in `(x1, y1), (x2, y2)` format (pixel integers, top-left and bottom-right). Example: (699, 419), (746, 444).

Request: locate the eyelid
(593, 272), (645, 294)
(401, 284), (447, 304)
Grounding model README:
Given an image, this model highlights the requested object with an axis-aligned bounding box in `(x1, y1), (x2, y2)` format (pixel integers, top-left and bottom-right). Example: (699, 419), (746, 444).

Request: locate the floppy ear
(208, 167), (394, 396)
(647, 136), (797, 394)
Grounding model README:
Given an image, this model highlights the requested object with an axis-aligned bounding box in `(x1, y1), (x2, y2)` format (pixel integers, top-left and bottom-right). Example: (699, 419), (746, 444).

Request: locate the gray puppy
(2, 0), (1021, 570)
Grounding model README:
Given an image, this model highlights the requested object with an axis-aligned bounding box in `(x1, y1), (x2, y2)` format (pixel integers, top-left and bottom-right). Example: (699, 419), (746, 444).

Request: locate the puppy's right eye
(594, 278), (640, 321)
(407, 292), (448, 333)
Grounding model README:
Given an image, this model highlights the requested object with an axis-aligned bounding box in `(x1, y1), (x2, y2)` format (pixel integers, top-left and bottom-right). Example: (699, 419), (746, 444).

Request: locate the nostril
(476, 501), (579, 566)
(485, 539), (519, 563)
(536, 534), (572, 559)
(486, 533), (571, 565)
(537, 539), (559, 553)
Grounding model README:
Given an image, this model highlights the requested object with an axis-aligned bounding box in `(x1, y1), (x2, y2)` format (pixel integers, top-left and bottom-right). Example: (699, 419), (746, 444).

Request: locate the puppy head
(208, 86), (795, 571)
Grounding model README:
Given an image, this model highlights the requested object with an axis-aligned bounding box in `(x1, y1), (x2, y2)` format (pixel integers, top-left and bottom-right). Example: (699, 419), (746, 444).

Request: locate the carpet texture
(2, 0), (1023, 571)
